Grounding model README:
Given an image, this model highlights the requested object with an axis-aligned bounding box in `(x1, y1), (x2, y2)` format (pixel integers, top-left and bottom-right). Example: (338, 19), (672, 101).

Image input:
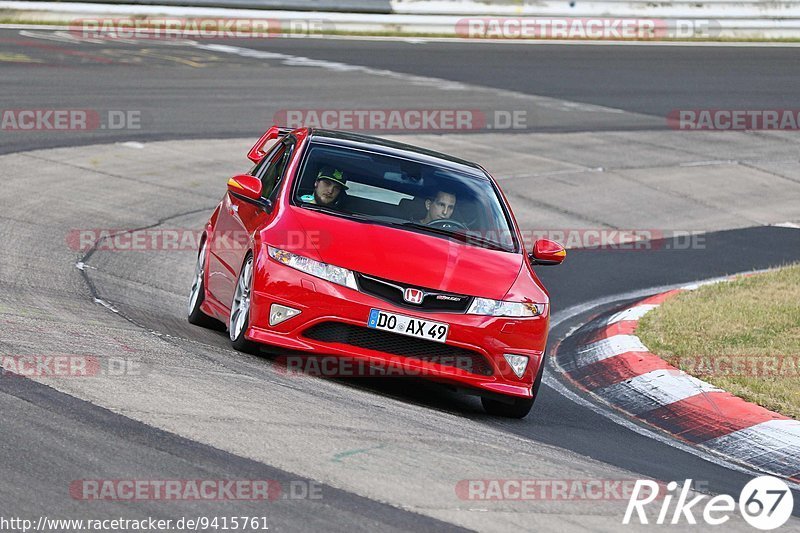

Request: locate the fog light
(269, 304), (300, 326)
(503, 354), (529, 378)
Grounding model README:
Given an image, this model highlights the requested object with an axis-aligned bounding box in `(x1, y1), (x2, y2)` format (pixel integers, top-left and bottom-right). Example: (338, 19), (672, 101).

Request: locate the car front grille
(356, 273), (472, 313)
(302, 322), (494, 376)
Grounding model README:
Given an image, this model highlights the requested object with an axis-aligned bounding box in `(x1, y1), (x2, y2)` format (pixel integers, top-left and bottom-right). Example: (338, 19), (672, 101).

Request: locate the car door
(207, 138), (295, 311)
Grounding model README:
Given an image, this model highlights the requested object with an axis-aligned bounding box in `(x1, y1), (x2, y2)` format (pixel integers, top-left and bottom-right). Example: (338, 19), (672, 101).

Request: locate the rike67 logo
(624, 477), (794, 530)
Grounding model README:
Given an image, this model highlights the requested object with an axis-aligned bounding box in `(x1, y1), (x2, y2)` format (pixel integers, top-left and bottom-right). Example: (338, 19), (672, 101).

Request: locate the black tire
(229, 253), (259, 354)
(481, 354), (546, 418)
(188, 239), (222, 329)
(481, 395), (535, 418)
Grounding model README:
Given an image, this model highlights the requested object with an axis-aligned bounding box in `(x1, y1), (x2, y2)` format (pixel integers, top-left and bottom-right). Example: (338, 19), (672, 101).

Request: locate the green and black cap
(316, 166), (348, 190)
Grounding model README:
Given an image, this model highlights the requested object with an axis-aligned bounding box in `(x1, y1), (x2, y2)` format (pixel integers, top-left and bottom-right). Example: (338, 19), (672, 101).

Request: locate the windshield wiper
(398, 222), (510, 251)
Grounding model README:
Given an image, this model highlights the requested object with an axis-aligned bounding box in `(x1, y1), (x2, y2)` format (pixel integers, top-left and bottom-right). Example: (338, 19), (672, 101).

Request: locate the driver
(419, 190), (457, 224)
(300, 166), (348, 206)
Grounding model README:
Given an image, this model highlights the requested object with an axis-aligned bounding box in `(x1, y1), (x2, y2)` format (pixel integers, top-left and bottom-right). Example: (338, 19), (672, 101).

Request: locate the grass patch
(637, 264), (800, 419)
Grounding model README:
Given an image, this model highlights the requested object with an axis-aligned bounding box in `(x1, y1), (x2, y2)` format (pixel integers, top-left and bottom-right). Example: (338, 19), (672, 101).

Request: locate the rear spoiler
(247, 125), (294, 164)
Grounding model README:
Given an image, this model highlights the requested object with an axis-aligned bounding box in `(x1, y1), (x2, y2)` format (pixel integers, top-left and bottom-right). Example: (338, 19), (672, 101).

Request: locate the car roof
(306, 129), (489, 179)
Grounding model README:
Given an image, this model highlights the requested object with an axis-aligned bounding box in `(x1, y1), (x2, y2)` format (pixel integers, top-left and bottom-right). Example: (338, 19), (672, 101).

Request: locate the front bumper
(246, 254), (548, 399)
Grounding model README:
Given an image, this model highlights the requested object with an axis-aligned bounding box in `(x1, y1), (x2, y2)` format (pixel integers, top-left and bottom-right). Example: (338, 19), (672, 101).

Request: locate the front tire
(188, 239), (221, 329)
(481, 396), (534, 418)
(229, 253), (258, 353)
(481, 354), (546, 418)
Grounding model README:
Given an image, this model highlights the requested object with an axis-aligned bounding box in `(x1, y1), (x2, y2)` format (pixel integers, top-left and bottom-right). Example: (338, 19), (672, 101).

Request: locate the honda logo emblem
(403, 288), (424, 304)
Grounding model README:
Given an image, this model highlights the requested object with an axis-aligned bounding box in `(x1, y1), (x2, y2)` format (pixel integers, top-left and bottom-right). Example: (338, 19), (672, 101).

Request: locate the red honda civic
(188, 126), (565, 417)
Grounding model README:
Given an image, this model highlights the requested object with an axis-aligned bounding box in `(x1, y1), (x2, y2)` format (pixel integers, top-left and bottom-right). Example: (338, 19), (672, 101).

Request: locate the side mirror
(227, 174), (272, 211)
(529, 239), (566, 266)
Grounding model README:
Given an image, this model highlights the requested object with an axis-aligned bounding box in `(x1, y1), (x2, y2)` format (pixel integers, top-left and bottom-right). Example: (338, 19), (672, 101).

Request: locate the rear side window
(258, 138), (295, 200)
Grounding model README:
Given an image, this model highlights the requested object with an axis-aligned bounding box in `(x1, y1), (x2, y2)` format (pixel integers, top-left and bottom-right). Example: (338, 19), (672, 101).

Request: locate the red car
(188, 126), (565, 417)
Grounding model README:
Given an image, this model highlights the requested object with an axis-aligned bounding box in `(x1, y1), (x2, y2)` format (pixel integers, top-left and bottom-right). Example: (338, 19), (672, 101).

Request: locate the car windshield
(293, 142), (517, 252)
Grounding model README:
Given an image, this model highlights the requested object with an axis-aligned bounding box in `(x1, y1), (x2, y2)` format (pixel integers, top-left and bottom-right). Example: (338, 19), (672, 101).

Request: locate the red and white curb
(557, 280), (800, 483)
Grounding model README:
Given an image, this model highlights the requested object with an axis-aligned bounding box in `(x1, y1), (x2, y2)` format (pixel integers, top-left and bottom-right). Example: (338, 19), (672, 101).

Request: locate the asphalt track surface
(1, 29), (800, 531)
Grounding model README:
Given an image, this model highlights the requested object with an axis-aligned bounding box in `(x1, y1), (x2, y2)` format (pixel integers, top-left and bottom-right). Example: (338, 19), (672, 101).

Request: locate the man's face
(314, 178), (342, 205)
(425, 192), (456, 221)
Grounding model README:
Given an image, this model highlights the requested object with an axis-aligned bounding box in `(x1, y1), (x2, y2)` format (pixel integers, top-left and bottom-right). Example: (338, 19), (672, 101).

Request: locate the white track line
(192, 42), (629, 114)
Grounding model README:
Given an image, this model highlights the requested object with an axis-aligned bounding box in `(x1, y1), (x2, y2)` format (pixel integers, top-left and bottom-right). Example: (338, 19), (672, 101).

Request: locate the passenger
(300, 166), (348, 206)
(419, 190), (457, 224)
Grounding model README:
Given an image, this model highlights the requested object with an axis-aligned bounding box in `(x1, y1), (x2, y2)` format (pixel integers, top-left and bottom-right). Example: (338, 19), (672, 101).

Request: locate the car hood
(291, 208), (522, 300)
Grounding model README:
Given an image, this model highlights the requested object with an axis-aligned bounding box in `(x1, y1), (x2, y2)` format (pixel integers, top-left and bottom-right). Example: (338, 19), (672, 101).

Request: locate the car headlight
(466, 298), (546, 317)
(267, 246), (357, 290)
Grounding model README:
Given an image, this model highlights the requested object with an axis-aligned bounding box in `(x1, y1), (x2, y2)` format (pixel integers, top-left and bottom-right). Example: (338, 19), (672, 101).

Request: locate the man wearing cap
(301, 166), (348, 206)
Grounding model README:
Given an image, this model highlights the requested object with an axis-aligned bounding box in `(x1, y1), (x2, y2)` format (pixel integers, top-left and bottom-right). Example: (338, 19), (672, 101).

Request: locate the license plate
(367, 309), (449, 343)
